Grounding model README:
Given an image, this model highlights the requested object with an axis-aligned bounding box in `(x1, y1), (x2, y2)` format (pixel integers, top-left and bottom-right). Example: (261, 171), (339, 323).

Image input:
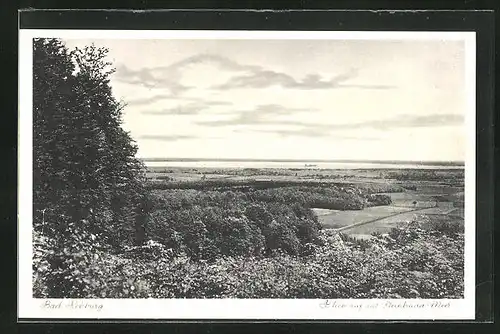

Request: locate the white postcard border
(18, 29), (476, 320)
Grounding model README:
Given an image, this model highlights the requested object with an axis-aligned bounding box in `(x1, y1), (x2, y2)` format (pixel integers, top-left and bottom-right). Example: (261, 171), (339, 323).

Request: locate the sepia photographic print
(18, 29), (476, 320)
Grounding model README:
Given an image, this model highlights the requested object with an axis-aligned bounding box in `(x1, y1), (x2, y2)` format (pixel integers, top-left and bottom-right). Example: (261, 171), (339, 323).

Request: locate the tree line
(33, 38), (147, 249)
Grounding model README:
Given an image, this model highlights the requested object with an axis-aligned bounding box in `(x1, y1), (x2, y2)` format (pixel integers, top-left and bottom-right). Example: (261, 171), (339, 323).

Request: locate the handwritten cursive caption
(319, 300), (451, 311)
(41, 300), (103, 312)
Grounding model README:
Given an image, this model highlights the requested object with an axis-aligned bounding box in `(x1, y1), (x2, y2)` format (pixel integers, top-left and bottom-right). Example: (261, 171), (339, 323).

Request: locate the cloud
(197, 111), (464, 133)
(216, 70), (296, 90)
(115, 54), (394, 99)
(140, 100), (233, 116)
(330, 113), (464, 130)
(239, 128), (381, 140)
(339, 84), (399, 90)
(215, 67), (395, 90)
(225, 113), (463, 139)
(140, 134), (224, 142)
(165, 54), (261, 73)
(114, 64), (190, 95)
(195, 104), (315, 127)
(139, 135), (197, 141)
(114, 54), (260, 95)
(126, 94), (202, 107)
(409, 114), (464, 126)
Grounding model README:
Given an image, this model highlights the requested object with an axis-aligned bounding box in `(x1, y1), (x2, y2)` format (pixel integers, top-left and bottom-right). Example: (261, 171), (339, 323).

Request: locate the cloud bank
(140, 100), (233, 116)
(114, 53), (396, 104)
(216, 67), (395, 90)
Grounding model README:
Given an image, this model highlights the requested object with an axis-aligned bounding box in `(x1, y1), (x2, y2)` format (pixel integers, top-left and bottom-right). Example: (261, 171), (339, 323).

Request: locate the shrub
(35, 217), (464, 299)
(365, 194), (392, 206)
(412, 215), (465, 236)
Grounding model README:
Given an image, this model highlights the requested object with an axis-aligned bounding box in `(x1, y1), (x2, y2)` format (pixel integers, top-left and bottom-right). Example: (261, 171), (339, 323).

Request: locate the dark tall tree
(33, 38), (147, 247)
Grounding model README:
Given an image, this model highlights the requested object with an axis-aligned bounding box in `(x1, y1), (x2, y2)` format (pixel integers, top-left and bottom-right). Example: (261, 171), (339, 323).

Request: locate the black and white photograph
(18, 29), (476, 320)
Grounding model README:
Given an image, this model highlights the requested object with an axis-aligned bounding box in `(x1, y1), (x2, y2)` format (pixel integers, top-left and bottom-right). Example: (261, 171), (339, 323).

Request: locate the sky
(64, 38), (467, 162)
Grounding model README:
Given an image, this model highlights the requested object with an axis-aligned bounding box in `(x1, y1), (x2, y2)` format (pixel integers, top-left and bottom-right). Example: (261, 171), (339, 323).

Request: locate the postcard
(18, 29), (476, 320)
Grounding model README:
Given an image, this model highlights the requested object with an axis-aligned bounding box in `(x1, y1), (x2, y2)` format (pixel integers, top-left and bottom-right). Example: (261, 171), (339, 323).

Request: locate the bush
(34, 215), (463, 299)
(412, 215), (465, 236)
(365, 194), (392, 206)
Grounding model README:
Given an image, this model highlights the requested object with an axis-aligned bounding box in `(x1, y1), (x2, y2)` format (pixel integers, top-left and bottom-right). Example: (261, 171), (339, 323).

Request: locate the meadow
(146, 166), (465, 238)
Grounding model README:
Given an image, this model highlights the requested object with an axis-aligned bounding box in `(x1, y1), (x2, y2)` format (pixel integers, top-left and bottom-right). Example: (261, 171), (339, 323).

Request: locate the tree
(33, 38), (147, 247)
(33, 38), (77, 226)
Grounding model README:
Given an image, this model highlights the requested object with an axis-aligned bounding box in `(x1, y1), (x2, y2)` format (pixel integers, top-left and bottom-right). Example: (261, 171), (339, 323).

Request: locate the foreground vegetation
(32, 38), (464, 300)
(34, 179), (464, 299)
(34, 218), (463, 299)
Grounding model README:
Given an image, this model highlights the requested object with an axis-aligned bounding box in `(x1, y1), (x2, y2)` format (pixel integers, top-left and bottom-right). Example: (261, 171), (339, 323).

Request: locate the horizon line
(139, 157), (465, 166)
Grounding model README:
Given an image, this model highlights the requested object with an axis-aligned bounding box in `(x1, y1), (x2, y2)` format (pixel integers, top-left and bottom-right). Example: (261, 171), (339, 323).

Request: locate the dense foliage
(34, 221), (464, 299)
(33, 38), (147, 247)
(149, 184), (392, 211)
(143, 186), (394, 259)
(147, 201), (321, 259)
(33, 39), (147, 297)
(386, 170), (464, 186)
(147, 177), (404, 194)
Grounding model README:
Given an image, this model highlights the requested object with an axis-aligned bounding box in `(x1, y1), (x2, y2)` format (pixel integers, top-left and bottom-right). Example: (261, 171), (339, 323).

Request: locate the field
(312, 205), (416, 229)
(147, 166), (465, 241)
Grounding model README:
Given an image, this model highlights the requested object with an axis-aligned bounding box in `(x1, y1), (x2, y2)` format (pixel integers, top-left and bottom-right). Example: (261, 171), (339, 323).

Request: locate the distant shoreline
(140, 158), (465, 167)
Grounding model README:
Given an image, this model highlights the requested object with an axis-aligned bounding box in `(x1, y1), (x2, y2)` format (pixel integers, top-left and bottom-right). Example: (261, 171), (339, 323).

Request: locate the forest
(32, 39), (464, 299)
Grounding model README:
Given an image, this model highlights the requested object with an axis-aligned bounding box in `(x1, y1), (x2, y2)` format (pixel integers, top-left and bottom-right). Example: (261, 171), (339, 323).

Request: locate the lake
(143, 160), (463, 170)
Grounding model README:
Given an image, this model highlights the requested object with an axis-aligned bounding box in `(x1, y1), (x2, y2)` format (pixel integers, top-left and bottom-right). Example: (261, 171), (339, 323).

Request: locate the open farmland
(313, 172), (465, 238)
(35, 163), (466, 300)
(339, 212), (463, 236)
(311, 205), (416, 229)
(46, 164), (458, 299)
(147, 166), (465, 240)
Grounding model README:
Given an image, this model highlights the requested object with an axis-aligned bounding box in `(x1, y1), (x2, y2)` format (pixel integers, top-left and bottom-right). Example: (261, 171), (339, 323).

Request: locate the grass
(313, 206), (415, 229)
(448, 208), (465, 218)
(311, 175), (465, 237)
(336, 207), (464, 237)
(341, 212), (427, 235)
